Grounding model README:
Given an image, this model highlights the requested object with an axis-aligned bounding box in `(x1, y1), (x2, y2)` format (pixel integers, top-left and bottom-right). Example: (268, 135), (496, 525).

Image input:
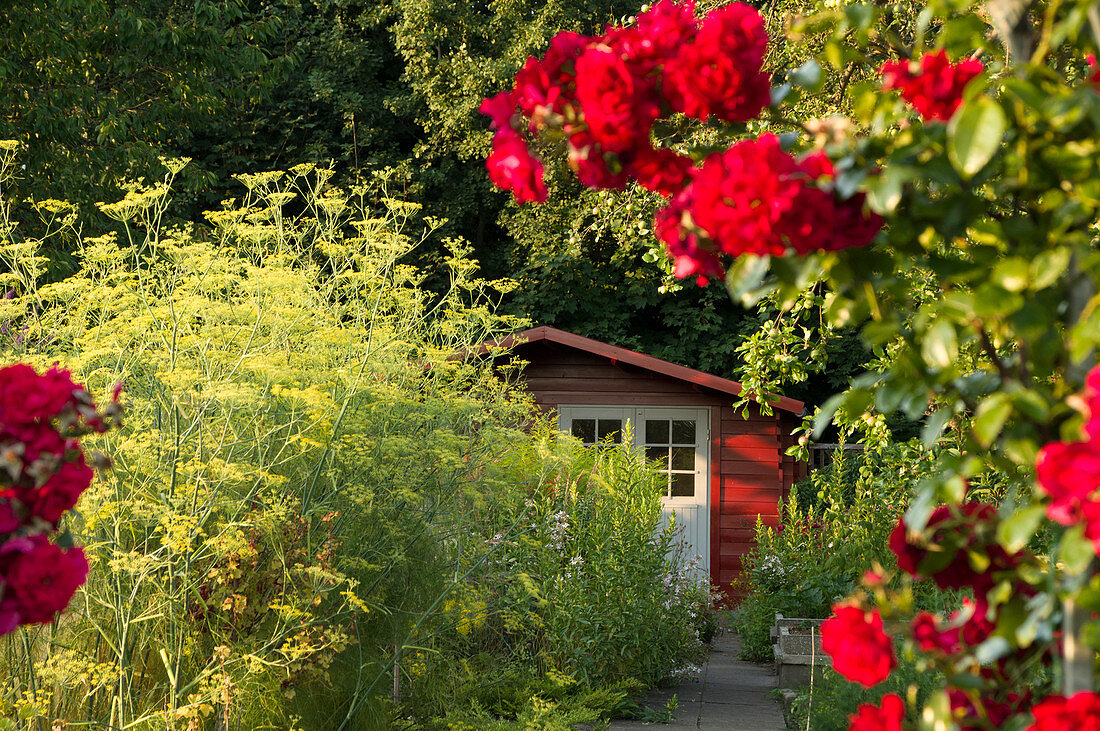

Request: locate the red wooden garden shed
(476, 326), (807, 598)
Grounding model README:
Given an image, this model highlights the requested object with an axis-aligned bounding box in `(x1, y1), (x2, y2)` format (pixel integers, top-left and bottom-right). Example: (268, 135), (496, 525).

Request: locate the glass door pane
(643, 417), (697, 498)
(559, 408), (630, 447)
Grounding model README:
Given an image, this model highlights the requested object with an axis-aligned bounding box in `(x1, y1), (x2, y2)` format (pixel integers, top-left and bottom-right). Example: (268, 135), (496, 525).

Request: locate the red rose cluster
(820, 604), (896, 687)
(656, 137), (882, 283)
(880, 50), (984, 122)
(481, 0), (766, 202)
(911, 598), (993, 657)
(480, 0), (882, 285)
(0, 363), (121, 634)
(1036, 366), (1100, 554)
(912, 598), (1034, 728)
(820, 501), (1048, 730)
(889, 501), (1025, 596)
(946, 688), (1031, 730)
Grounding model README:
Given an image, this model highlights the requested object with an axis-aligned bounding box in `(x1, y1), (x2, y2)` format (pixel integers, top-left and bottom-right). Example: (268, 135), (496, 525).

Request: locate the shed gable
(517, 342), (728, 409)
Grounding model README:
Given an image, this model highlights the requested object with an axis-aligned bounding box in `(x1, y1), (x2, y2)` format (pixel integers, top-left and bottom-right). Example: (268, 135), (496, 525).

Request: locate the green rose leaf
(974, 636), (1012, 664)
(922, 319), (959, 370)
(1060, 523), (1095, 575)
(726, 254), (773, 307)
(947, 95), (1007, 179)
(917, 690), (952, 731)
(972, 392), (1013, 447)
(992, 257), (1030, 293)
(996, 504), (1046, 554)
(788, 60), (823, 90)
(922, 407), (954, 446)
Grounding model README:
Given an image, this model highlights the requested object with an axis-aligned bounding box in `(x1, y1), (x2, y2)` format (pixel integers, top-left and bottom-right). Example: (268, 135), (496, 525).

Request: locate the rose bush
(482, 0), (1100, 726)
(479, 0), (882, 285)
(879, 51), (984, 122)
(0, 363), (120, 633)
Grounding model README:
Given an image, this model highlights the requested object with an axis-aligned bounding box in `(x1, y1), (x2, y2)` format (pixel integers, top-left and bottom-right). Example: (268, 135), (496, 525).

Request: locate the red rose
(786, 152), (881, 252)
(30, 455), (93, 523)
(821, 604), (896, 687)
(1037, 440), (1100, 525)
(1088, 54), (1100, 89)
(0, 500), (17, 534)
(566, 129), (629, 190)
(848, 693), (905, 731)
(622, 0), (698, 74)
(1079, 499), (1100, 555)
(661, 2), (770, 123)
(0, 535), (89, 625)
(958, 602), (995, 647)
(780, 186), (836, 255)
(1083, 366), (1100, 440)
(513, 32), (589, 123)
(798, 151), (835, 180)
(486, 130), (548, 204)
(880, 50), (984, 121)
(689, 134), (804, 257)
(911, 599), (993, 656)
(479, 91), (518, 132)
(863, 568), (885, 586)
(888, 516), (916, 572)
(0, 364), (82, 427)
(2, 421), (70, 467)
(890, 503), (1022, 595)
(912, 611), (960, 654)
(627, 146), (694, 197)
(574, 46), (660, 153)
(827, 193), (883, 251)
(1027, 691), (1100, 730)
(654, 186), (724, 286)
(1036, 370), (1100, 557)
(0, 605), (17, 636)
(949, 689), (1021, 729)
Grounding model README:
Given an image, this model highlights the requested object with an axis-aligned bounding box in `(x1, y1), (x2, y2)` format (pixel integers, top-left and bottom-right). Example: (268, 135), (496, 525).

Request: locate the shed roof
(474, 326), (805, 415)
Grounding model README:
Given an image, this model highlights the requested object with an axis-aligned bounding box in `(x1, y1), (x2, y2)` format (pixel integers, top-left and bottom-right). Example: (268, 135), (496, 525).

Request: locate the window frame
(557, 405), (709, 505)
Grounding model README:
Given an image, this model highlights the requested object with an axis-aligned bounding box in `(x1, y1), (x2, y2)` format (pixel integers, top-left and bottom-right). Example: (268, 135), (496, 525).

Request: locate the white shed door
(557, 406), (710, 576)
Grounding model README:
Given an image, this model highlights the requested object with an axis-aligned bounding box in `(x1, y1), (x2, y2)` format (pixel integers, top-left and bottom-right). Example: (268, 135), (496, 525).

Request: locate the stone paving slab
(606, 631), (786, 730)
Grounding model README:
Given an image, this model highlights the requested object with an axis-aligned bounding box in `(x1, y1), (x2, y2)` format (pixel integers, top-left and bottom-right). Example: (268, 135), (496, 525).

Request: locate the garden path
(607, 630), (787, 730)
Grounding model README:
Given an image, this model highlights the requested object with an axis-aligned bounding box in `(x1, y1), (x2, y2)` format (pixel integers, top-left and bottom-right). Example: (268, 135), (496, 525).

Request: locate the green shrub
(729, 593), (782, 663)
(0, 159), (533, 728)
(395, 432), (720, 726)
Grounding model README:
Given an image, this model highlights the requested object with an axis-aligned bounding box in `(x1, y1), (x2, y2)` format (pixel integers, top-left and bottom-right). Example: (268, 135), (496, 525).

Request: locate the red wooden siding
(777, 411), (807, 501)
(716, 405), (782, 595)
(494, 336), (804, 601)
(709, 407), (721, 598)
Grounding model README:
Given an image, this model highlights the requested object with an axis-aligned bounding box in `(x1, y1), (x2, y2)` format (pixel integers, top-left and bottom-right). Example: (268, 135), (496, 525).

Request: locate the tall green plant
(395, 429), (719, 727)
(0, 155), (532, 728)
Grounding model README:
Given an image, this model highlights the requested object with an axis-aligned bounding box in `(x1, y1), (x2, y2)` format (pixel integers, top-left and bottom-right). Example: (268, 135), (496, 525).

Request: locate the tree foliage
(0, 0), (289, 212)
(10, 0), (870, 389)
